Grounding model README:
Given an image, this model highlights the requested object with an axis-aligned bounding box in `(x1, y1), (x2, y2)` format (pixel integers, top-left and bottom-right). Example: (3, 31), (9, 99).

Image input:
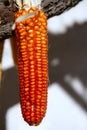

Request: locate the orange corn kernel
(15, 7), (48, 126)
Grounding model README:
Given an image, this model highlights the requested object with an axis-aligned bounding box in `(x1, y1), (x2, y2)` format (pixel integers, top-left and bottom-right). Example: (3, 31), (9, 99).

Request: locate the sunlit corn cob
(15, 7), (48, 126)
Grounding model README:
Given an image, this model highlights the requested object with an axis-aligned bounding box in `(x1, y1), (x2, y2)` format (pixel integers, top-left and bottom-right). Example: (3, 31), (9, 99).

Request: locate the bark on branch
(0, 0), (82, 40)
(42, 0), (82, 18)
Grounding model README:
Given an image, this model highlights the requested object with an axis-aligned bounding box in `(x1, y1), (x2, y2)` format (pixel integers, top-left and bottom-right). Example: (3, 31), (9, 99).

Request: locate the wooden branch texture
(0, 0), (82, 40)
(0, 1), (18, 40)
(42, 0), (82, 18)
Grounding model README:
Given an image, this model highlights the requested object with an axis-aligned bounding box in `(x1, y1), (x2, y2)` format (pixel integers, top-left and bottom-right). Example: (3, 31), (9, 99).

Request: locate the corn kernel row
(15, 7), (48, 126)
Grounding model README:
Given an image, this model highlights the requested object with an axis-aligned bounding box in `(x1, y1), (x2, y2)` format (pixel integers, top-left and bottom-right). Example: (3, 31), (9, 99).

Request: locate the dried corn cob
(15, 7), (48, 126)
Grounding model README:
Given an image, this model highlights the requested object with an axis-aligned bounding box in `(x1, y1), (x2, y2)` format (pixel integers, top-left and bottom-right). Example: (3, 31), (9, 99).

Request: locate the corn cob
(15, 7), (48, 126)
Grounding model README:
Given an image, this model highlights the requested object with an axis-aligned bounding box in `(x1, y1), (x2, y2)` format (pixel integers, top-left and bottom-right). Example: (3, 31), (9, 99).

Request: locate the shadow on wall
(0, 22), (87, 130)
(48, 22), (87, 111)
(0, 67), (19, 130)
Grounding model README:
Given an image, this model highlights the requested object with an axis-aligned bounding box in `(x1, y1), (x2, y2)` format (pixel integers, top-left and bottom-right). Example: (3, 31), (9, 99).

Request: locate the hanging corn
(14, 0), (48, 126)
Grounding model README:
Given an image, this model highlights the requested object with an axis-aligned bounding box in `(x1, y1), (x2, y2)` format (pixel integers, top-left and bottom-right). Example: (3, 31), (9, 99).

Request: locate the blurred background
(0, 0), (87, 130)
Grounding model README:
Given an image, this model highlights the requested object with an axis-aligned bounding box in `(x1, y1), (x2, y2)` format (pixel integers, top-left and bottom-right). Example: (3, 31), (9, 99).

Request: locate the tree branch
(0, 1), (18, 40)
(42, 0), (82, 18)
(0, 0), (82, 40)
